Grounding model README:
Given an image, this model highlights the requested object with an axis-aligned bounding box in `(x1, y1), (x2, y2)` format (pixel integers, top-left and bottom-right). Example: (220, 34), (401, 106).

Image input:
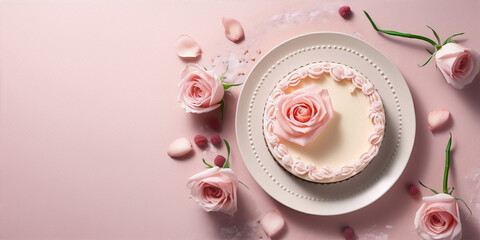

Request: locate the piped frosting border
(263, 62), (386, 183)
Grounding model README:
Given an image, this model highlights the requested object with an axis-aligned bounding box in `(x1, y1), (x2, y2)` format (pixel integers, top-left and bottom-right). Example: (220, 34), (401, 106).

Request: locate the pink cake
(263, 62), (385, 183)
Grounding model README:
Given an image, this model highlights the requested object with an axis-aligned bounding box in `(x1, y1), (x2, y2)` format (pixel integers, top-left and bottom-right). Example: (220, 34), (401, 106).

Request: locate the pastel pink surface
(1, 1), (480, 240)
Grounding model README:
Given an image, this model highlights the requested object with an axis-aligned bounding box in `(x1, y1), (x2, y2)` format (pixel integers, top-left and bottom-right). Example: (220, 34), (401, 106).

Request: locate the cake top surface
(263, 62), (385, 183)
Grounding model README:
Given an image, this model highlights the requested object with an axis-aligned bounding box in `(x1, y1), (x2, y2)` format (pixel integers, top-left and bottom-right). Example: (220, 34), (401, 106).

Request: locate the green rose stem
(363, 10), (464, 66)
(443, 133), (452, 194)
(418, 133), (472, 214)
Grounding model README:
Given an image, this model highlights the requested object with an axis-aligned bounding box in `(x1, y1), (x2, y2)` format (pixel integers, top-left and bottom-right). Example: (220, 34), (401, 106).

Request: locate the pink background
(1, 0), (480, 239)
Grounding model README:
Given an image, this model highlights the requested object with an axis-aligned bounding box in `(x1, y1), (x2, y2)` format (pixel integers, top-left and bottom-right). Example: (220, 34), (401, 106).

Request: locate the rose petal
(259, 210), (285, 237)
(427, 109), (450, 132)
(175, 35), (202, 58)
(167, 137), (193, 157)
(222, 17), (244, 43)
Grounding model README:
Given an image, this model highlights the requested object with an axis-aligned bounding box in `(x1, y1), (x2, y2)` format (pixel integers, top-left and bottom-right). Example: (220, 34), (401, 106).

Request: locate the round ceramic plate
(235, 32), (416, 215)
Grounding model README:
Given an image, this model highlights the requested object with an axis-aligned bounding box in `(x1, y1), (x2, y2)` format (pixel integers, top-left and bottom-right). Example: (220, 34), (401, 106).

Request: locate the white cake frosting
(263, 62), (385, 183)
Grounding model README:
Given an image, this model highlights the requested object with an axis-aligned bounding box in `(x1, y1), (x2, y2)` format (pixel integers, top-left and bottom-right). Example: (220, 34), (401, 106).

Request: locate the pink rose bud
(338, 6), (351, 18)
(435, 43), (480, 89)
(427, 109), (450, 132)
(167, 137), (193, 158)
(408, 184), (420, 196)
(194, 135), (208, 147)
(208, 118), (222, 131)
(343, 226), (355, 240)
(210, 134), (221, 145)
(214, 155), (226, 167)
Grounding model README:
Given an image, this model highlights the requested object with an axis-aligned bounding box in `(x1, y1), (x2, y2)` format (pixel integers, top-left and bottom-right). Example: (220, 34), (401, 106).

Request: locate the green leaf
(418, 51), (436, 67)
(455, 197), (472, 215)
(426, 25), (441, 45)
(219, 65), (229, 82)
(443, 33), (465, 45)
(418, 180), (439, 194)
(363, 10), (437, 47)
(219, 99), (225, 122)
(223, 83), (242, 90)
(238, 180), (249, 190)
(202, 158), (213, 168)
(222, 139), (231, 168)
(443, 133), (452, 194)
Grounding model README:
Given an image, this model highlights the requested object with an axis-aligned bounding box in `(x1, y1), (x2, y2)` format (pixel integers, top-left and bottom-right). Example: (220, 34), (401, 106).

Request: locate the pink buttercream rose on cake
(414, 193), (462, 240)
(435, 43), (480, 89)
(178, 64), (224, 113)
(273, 85), (334, 146)
(187, 167), (238, 216)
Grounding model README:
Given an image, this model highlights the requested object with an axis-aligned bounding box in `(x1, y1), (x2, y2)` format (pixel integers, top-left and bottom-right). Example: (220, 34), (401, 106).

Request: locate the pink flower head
(414, 193), (462, 240)
(187, 167), (238, 216)
(178, 64), (224, 113)
(435, 43), (480, 89)
(273, 85), (334, 146)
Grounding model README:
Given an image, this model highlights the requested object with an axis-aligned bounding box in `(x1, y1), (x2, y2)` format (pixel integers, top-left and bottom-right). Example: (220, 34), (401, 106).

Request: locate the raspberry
(193, 135), (208, 147)
(210, 134), (221, 145)
(208, 118), (222, 131)
(338, 6), (351, 18)
(214, 155), (226, 167)
(343, 226), (355, 240)
(408, 184), (419, 196)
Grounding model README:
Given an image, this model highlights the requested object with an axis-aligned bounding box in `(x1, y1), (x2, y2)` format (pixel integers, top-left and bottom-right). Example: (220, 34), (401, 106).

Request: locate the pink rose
(414, 193), (462, 240)
(178, 64), (224, 113)
(187, 167), (238, 215)
(435, 43), (480, 89)
(273, 85), (334, 146)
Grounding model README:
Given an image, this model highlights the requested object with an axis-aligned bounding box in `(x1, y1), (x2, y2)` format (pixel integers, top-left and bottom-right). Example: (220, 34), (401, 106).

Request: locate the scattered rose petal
(175, 35), (202, 59)
(343, 226), (355, 240)
(260, 210), (285, 238)
(214, 155), (226, 167)
(338, 6), (351, 18)
(167, 137), (193, 157)
(427, 109), (450, 131)
(194, 135), (208, 148)
(408, 184), (419, 196)
(208, 118), (222, 131)
(222, 17), (245, 43)
(211, 134), (221, 145)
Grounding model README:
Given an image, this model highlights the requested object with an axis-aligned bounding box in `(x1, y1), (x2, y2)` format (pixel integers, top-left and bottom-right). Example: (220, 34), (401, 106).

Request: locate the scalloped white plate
(235, 32), (416, 215)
